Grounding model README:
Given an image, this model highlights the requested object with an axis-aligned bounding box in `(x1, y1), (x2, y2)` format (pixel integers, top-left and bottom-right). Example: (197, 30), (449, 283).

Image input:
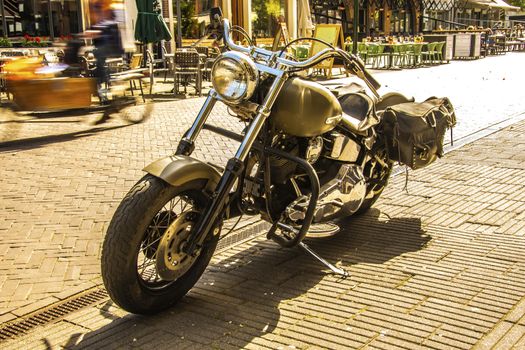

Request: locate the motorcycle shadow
(64, 209), (430, 349)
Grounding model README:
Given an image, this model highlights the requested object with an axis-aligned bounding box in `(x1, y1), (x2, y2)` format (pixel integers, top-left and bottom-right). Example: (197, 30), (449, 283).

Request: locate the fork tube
(176, 90), (218, 156)
(235, 76), (286, 161)
(183, 75), (286, 254)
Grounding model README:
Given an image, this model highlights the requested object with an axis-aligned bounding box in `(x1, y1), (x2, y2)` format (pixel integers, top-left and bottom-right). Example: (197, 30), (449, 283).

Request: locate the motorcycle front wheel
(101, 174), (219, 315)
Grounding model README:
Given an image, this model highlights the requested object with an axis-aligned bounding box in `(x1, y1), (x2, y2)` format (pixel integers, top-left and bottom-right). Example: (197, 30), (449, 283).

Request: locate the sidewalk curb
(444, 111), (525, 154)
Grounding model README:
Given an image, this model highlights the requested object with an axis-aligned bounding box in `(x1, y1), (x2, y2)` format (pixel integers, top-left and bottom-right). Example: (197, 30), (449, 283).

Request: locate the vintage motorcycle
(101, 19), (455, 314)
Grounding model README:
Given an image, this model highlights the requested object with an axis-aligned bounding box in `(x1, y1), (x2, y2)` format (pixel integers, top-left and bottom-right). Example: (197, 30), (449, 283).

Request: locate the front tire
(101, 174), (218, 314)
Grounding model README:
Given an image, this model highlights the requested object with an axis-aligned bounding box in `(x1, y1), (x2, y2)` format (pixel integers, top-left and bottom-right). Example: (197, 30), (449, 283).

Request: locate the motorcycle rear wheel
(101, 174), (218, 315)
(356, 164), (392, 215)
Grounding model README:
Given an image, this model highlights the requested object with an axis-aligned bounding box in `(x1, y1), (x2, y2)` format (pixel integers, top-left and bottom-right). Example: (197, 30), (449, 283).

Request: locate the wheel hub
(156, 211), (199, 280)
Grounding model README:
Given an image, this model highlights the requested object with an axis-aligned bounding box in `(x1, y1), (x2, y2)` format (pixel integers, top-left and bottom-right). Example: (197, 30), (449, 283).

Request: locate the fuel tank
(270, 77), (342, 137)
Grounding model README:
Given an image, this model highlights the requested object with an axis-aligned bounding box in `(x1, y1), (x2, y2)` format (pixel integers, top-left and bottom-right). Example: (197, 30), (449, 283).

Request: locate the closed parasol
(134, 0), (172, 43)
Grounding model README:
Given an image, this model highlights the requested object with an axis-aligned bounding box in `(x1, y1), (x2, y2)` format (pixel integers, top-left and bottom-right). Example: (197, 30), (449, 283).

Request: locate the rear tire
(101, 174), (218, 314)
(355, 161), (392, 215)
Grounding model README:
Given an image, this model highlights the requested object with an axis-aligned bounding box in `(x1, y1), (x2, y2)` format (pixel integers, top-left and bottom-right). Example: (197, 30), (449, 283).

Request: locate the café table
(363, 42), (427, 69)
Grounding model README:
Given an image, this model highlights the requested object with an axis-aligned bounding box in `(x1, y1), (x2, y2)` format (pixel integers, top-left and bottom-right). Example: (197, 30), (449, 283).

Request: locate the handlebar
(221, 19), (381, 94)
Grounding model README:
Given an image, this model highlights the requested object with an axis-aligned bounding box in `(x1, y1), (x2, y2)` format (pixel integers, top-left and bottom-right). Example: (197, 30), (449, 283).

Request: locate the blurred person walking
(85, 0), (125, 103)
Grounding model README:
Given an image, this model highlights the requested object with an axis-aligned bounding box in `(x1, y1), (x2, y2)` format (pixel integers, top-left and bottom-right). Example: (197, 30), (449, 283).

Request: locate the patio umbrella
(298, 0), (314, 37)
(134, 0), (172, 44)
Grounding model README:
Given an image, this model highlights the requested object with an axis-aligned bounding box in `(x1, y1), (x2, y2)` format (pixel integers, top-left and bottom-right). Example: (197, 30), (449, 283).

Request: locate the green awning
(135, 0), (172, 43)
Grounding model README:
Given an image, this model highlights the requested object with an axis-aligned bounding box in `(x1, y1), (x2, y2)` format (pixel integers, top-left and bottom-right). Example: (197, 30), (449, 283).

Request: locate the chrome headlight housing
(211, 51), (258, 104)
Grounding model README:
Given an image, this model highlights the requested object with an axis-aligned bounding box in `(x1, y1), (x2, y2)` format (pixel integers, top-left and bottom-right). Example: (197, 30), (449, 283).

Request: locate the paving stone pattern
(0, 52), (525, 348)
(0, 99), (244, 319)
(2, 119), (525, 349)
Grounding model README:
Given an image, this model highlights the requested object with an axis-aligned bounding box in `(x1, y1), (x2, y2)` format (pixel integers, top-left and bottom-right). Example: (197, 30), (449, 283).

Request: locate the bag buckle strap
(427, 111), (437, 128)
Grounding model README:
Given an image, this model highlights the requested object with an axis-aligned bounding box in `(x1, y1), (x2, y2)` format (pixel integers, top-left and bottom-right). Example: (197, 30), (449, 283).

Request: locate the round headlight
(211, 51), (258, 104)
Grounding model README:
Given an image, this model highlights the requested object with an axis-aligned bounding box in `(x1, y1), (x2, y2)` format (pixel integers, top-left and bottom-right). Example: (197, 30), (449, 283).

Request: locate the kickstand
(298, 242), (349, 277)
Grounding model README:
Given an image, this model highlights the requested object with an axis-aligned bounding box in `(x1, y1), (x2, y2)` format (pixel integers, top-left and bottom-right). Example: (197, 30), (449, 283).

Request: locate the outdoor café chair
(173, 49), (202, 96)
(365, 44), (380, 68)
(374, 44), (387, 69)
(110, 54), (146, 102)
(391, 44), (410, 68)
(397, 43), (410, 68)
(146, 49), (170, 94)
(434, 41), (445, 63)
(407, 43), (423, 67)
(357, 43), (368, 63)
(191, 46), (213, 81)
(421, 42), (437, 64)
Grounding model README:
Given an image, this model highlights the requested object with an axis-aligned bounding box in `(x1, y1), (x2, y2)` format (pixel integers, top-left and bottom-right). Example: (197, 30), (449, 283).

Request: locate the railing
(420, 15), (468, 31)
(454, 18), (523, 30)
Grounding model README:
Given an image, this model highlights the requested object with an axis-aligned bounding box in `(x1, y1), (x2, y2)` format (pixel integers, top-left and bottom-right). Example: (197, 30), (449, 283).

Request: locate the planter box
(8, 77), (96, 111)
(423, 34), (454, 61)
(453, 33), (482, 59)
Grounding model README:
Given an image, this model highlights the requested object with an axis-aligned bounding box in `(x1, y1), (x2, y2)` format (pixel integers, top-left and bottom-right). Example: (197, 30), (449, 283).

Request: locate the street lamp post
(352, 0), (359, 54)
(167, 0), (176, 52)
(0, 0), (8, 38)
(47, 0), (54, 40)
(176, 0), (182, 48)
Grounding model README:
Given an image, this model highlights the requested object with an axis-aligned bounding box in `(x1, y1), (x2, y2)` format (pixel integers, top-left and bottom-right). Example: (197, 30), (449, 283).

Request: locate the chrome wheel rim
(136, 194), (196, 290)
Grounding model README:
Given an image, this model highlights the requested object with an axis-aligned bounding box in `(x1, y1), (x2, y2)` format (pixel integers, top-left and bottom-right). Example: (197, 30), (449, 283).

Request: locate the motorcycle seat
(376, 92), (415, 113)
(324, 82), (366, 97)
(338, 92), (378, 135)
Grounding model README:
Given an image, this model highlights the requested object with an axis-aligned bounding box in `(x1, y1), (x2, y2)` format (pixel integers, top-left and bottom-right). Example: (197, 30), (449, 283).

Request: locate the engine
(243, 132), (367, 224)
(285, 163), (367, 224)
(313, 164), (366, 222)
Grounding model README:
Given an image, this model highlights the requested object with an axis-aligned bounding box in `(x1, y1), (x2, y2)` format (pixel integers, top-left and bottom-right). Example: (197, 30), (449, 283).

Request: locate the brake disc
(156, 210), (200, 281)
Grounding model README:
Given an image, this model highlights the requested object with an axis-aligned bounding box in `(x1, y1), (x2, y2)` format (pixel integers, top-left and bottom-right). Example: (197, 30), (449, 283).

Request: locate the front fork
(177, 75), (287, 255)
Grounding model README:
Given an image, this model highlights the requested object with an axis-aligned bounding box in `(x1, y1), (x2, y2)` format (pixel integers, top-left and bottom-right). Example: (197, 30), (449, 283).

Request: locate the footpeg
(299, 241), (349, 277)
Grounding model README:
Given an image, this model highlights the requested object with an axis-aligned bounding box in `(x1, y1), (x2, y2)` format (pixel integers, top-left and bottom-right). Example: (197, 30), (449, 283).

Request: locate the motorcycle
(101, 19), (456, 314)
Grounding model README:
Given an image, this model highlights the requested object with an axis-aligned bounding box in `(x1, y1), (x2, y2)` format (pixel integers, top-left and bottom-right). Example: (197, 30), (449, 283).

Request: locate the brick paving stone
(368, 335), (429, 350)
(511, 335), (525, 350)
(493, 324), (525, 350)
(474, 321), (515, 350)
(1, 54), (525, 349)
(504, 298), (525, 324)
(10, 296), (60, 318)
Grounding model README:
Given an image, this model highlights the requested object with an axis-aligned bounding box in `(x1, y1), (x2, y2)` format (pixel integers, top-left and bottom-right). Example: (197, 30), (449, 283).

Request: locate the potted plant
(0, 37), (12, 48)
(21, 35), (50, 47)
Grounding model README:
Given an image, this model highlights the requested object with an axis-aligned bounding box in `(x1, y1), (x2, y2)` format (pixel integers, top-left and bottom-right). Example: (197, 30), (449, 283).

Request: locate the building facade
(1, 0), (519, 40)
(0, 0), (86, 38)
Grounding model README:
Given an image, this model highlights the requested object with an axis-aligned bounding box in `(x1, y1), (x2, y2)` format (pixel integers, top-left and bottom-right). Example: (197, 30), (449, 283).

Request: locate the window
(1, 0), (81, 38)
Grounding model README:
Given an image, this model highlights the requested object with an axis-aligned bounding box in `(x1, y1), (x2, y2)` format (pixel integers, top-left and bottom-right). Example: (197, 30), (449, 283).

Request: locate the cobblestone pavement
(0, 52), (524, 348)
(3, 117), (525, 349)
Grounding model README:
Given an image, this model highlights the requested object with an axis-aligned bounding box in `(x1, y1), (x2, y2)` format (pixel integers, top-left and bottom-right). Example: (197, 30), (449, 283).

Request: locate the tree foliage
(252, 0), (283, 37)
(176, 0), (199, 38)
(508, 0), (525, 9)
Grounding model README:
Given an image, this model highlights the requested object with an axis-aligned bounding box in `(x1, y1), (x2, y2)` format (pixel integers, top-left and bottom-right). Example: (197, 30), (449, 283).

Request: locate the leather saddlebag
(381, 97), (456, 170)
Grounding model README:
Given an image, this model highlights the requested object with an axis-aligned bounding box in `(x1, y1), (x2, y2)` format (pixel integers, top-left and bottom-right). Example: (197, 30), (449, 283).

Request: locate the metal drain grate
(0, 221), (271, 343)
(0, 288), (108, 342)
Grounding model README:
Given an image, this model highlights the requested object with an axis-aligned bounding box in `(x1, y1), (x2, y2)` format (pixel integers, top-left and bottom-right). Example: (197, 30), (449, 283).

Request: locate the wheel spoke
(141, 235), (162, 251)
(135, 192), (200, 289)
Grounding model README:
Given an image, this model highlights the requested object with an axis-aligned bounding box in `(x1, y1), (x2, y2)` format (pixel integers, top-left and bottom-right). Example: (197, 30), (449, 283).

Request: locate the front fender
(143, 155), (221, 192)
